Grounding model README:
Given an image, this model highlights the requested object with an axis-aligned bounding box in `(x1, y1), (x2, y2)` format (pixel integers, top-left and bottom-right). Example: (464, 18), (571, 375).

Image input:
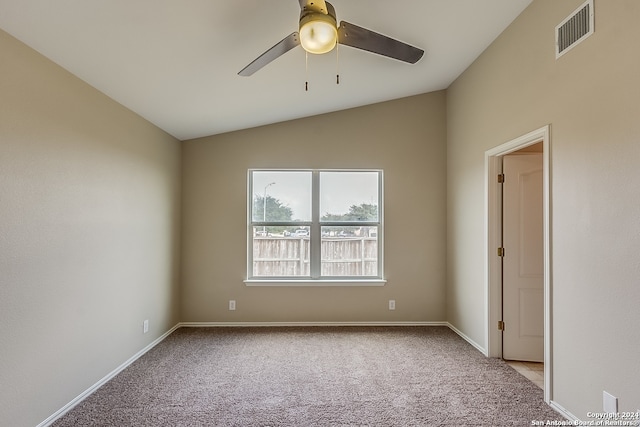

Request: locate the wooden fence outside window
(252, 237), (378, 276)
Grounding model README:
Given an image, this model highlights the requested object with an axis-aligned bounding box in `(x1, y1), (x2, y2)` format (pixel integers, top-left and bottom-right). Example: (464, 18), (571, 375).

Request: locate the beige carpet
(53, 326), (565, 426)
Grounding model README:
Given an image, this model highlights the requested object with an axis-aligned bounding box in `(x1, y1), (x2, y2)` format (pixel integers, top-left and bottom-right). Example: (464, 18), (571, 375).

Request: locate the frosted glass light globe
(299, 19), (337, 54)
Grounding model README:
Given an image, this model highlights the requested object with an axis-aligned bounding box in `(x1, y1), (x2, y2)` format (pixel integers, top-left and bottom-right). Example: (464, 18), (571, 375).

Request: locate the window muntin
(248, 169), (383, 281)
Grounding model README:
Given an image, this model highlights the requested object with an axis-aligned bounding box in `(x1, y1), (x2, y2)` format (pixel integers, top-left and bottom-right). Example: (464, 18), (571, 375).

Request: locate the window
(247, 169), (383, 283)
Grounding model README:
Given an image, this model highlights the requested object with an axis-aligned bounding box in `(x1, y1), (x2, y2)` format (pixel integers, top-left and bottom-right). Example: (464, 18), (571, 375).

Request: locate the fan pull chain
(336, 43), (340, 85)
(305, 51), (309, 91)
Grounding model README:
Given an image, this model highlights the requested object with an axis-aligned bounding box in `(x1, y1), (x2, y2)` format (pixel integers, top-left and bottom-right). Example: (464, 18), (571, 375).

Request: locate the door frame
(484, 125), (552, 403)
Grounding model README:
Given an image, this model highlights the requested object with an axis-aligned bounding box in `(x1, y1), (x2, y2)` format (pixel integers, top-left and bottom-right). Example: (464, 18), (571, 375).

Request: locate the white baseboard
(179, 321), (449, 328)
(445, 322), (487, 356)
(549, 400), (579, 422)
(37, 323), (181, 427)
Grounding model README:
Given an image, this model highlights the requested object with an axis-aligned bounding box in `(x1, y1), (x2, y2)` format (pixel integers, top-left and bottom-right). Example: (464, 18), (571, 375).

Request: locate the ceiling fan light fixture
(299, 14), (337, 54)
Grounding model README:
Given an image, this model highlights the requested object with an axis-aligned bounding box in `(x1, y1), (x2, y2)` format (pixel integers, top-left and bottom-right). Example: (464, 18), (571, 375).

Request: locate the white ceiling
(0, 0), (532, 140)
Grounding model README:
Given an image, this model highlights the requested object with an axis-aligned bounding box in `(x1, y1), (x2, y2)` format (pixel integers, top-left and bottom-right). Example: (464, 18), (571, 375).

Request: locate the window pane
(320, 171), (379, 222)
(252, 171), (311, 222)
(252, 227), (310, 277)
(321, 226), (378, 276)
(248, 169), (382, 281)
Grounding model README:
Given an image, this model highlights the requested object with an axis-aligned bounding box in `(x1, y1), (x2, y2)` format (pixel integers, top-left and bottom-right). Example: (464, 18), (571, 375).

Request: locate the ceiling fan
(238, 0), (424, 77)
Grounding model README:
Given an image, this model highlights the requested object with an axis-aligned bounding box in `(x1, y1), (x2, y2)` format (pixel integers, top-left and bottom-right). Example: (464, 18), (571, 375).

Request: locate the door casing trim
(484, 125), (552, 403)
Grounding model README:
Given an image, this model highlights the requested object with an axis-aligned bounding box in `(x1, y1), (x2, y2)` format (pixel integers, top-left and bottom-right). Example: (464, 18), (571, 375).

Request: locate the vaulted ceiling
(0, 0), (532, 140)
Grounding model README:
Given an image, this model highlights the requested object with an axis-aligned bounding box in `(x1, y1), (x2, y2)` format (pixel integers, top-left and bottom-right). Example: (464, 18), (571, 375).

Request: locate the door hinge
(497, 247), (505, 257)
(497, 173), (505, 183)
(498, 321), (505, 331)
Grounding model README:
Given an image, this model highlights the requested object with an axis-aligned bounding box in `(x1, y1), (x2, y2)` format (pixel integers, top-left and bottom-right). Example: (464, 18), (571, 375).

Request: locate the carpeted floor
(53, 326), (565, 426)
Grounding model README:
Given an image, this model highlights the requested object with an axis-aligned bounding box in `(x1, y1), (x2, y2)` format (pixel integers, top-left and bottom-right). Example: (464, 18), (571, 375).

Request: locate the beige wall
(0, 30), (182, 426)
(447, 0), (640, 418)
(5, 0), (640, 423)
(181, 92), (447, 323)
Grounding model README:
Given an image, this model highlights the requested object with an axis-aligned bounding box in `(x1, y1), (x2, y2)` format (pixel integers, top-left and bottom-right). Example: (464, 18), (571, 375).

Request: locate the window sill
(244, 279), (387, 287)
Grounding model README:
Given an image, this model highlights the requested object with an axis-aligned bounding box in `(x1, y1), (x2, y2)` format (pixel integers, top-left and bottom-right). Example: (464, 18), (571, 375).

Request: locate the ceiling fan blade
(238, 32), (300, 76)
(337, 21), (424, 64)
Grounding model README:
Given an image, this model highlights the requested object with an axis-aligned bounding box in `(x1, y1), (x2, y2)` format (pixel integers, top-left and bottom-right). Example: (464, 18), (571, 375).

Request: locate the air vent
(555, 0), (594, 58)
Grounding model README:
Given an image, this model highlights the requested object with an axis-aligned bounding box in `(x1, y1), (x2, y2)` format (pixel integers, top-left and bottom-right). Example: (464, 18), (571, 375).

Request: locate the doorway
(484, 125), (552, 403)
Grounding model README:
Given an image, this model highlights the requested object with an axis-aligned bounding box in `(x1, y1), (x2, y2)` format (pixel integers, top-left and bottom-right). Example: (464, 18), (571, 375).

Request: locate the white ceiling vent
(556, 0), (594, 59)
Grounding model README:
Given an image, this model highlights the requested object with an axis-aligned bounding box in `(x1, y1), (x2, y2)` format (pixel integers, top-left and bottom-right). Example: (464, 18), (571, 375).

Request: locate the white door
(502, 153), (544, 362)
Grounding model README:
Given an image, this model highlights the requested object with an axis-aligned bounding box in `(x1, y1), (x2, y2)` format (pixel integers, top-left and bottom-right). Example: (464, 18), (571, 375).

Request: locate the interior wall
(446, 0), (640, 419)
(181, 91), (447, 323)
(0, 30), (182, 427)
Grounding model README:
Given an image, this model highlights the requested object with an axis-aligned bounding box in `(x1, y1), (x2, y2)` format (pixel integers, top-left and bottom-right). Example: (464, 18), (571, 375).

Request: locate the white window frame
(245, 169), (385, 286)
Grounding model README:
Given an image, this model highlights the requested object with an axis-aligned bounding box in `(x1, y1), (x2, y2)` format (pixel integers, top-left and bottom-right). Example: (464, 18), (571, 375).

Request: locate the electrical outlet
(229, 300), (236, 311)
(143, 319), (149, 334)
(388, 300), (395, 310)
(603, 391), (618, 413)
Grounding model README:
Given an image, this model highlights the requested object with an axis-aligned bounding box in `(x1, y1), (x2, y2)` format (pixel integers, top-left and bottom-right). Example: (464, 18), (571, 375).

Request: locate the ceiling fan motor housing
(299, 2), (338, 54)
